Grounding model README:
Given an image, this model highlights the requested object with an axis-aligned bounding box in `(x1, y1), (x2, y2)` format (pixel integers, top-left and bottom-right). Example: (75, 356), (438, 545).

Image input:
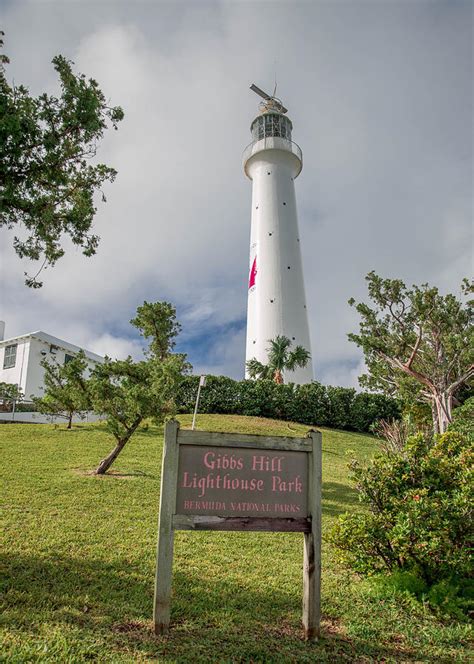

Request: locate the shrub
(176, 375), (400, 433)
(364, 571), (472, 620)
(449, 396), (474, 441)
(351, 392), (400, 433)
(330, 431), (473, 586)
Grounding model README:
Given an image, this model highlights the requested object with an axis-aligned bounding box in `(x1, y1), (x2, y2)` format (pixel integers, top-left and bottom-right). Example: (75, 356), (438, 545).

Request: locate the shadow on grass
(2, 551), (416, 662)
(322, 481), (359, 516)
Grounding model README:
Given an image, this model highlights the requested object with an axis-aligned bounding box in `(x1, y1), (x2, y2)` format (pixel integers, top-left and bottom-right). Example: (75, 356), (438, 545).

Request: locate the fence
(0, 397), (102, 424)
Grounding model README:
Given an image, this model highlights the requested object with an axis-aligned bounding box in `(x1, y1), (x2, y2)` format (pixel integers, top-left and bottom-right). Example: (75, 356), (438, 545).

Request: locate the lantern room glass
(251, 114), (293, 142)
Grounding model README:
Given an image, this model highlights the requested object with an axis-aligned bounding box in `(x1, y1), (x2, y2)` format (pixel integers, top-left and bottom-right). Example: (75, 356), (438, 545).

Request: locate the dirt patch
(112, 621), (147, 634)
(70, 468), (147, 479)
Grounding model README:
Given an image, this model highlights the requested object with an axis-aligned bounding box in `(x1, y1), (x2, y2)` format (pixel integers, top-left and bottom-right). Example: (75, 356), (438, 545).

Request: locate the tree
(0, 382), (23, 412)
(34, 351), (91, 428)
(89, 302), (189, 475)
(0, 381), (23, 401)
(131, 301), (181, 360)
(349, 273), (473, 434)
(246, 335), (311, 384)
(0, 32), (123, 287)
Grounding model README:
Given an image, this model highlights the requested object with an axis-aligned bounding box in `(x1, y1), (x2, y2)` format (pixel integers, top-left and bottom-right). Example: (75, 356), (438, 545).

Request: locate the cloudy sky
(1, 0), (472, 387)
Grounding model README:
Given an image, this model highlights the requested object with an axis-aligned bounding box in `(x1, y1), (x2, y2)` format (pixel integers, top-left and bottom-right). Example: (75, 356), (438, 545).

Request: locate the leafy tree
(0, 381), (23, 411)
(0, 33), (123, 287)
(0, 381), (23, 400)
(34, 351), (91, 428)
(349, 273), (473, 434)
(131, 301), (181, 360)
(89, 302), (189, 475)
(246, 335), (311, 384)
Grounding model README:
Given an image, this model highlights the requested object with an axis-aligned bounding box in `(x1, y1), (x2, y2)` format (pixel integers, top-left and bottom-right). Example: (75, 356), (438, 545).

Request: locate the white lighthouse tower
(244, 84), (313, 384)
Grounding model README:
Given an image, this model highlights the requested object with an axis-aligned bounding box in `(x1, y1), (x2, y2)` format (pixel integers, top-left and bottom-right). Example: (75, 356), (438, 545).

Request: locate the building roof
(0, 331), (104, 363)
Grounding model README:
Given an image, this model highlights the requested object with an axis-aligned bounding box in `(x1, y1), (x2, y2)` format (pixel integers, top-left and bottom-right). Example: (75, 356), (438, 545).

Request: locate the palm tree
(246, 335), (311, 384)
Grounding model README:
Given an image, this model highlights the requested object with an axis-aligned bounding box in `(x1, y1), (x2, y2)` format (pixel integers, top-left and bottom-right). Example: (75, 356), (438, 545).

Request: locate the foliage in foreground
(331, 429), (473, 607)
(348, 272), (473, 434)
(177, 374), (400, 433)
(0, 33), (123, 287)
(2, 416), (472, 662)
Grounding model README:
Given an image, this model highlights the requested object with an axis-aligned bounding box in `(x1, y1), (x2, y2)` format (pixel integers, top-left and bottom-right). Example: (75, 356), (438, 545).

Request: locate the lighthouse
(243, 85), (313, 384)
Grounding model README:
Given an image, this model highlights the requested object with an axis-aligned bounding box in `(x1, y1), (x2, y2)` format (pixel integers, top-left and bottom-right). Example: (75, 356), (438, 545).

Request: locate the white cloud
(1, 1), (471, 387)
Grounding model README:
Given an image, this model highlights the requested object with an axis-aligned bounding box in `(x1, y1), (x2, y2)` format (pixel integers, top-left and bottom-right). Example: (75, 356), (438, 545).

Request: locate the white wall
(0, 411), (102, 424)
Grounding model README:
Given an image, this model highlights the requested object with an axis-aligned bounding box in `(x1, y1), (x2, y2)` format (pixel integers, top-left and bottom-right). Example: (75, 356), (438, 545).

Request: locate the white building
(0, 322), (104, 399)
(243, 87), (313, 383)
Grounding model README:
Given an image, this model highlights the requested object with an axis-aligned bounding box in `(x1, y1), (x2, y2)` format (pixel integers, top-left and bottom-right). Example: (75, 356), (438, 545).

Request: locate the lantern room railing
(242, 136), (303, 172)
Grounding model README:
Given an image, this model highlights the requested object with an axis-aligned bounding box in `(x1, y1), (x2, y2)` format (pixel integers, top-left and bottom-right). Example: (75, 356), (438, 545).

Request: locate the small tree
(0, 33), (123, 287)
(90, 302), (189, 475)
(0, 382), (23, 411)
(131, 301), (181, 360)
(246, 335), (311, 384)
(349, 273), (473, 434)
(35, 352), (91, 428)
(0, 381), (23, 400)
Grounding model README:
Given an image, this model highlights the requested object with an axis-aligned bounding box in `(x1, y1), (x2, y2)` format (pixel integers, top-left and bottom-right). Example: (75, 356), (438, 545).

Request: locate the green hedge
(177, 376), (400, 433)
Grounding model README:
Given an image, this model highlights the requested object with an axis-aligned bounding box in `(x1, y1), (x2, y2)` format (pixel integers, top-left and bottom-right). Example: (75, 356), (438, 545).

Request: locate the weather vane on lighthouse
(243, 83), (313, 384)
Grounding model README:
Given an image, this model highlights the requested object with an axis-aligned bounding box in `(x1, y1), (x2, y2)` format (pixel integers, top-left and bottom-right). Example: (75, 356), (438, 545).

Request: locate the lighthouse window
(251, 114), (292, 141)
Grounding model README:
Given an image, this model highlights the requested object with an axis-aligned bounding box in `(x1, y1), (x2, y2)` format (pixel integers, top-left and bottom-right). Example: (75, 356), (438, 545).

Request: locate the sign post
(191, 375), (207, 430)
(153, 420), (322, 639)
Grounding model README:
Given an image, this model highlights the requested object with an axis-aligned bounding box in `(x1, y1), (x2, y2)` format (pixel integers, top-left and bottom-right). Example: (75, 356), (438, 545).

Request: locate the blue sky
(1, 0), (472, 387)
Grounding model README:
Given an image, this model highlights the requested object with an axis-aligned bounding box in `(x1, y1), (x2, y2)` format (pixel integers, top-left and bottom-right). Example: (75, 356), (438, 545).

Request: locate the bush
(363, 571), (472, 620)
(449, 396), (474, 441)
(176, 375), (400, 433)
(330, 431), (473, 588)
(351, 392), (401, 433)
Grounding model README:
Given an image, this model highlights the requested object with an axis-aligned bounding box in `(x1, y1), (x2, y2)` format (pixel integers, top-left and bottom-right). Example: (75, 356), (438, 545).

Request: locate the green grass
(1, 415), (471, 662)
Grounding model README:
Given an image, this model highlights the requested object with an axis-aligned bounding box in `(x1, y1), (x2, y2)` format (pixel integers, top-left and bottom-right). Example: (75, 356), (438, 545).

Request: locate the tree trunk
(273, 369), (284, 384)
(432, 391), (452, 434)
(431, 402), (439, 435)
(67, 412), (72, 429)
(95, 417), (142, 474)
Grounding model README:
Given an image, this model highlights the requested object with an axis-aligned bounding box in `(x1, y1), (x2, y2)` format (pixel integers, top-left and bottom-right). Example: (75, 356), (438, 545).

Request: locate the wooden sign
(153, 421), (322, 640)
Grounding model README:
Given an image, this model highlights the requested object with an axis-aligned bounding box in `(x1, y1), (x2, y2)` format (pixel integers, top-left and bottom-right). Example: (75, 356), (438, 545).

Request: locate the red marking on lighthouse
(249, 256), (257, 289)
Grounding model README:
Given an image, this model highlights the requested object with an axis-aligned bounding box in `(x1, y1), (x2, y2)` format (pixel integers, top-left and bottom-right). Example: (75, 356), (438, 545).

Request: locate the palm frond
(267, 335), (292, 372)
(286, 345), (311, 371)
(246, 358), (268, 379)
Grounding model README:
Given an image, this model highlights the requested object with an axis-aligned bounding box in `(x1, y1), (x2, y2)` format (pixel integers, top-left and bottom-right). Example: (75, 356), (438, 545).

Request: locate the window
(3, 344), (17, 369)
(64, 354), (74, 365)
(251, 114), (293, 142)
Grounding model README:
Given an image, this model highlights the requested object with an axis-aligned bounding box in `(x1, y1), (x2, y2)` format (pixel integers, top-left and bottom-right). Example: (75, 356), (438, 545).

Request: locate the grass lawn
(1, 415), (471, 662)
